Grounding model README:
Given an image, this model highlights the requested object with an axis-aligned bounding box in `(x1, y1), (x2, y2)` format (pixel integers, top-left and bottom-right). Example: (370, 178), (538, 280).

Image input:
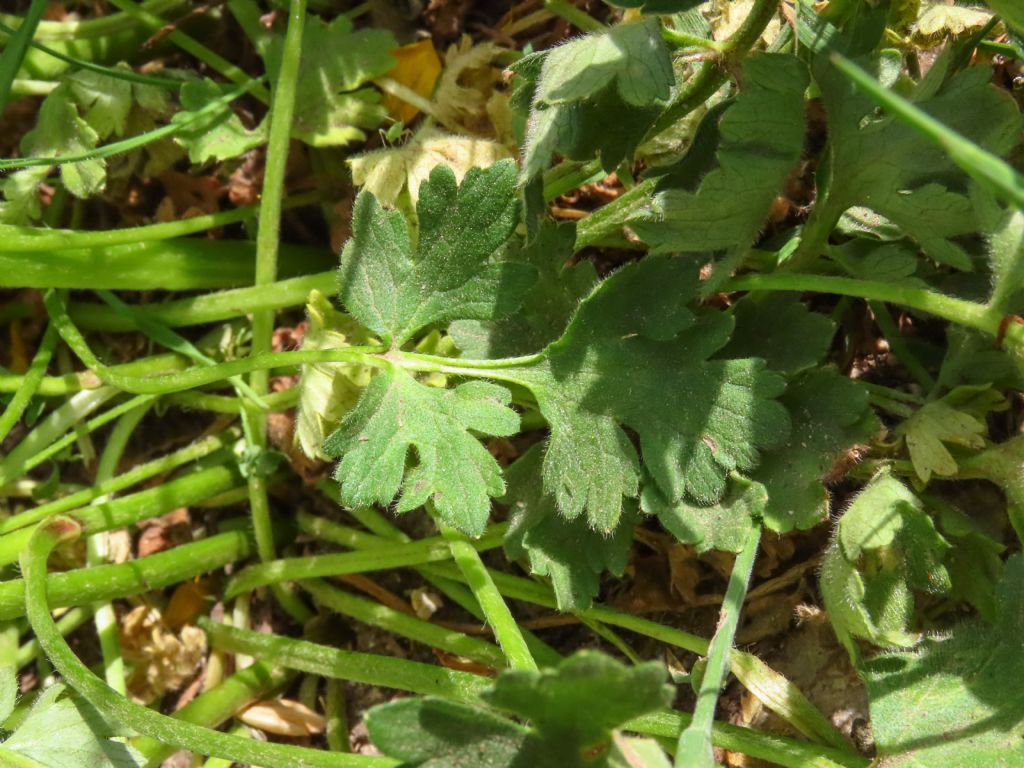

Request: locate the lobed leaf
(338, 161), (534, 348)
(323, 368), (519, 536)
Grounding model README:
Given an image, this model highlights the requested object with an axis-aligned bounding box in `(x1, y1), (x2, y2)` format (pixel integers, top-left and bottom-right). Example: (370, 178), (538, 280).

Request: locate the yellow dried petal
(383, 39), (443, 123)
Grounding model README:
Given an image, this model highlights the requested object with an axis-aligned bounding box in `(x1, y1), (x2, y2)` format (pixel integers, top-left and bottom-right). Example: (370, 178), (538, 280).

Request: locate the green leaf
(895, 385), (1003, 483)
(959, 433), (1024, 537)
(811, 54), (1022, 268)
(642, 477), (766, 553)
(510, 258), (791, 532)
(632, 54), (808, 252)
(516, 20), (673, 180)
(68, 69), (132, 138)
(719, 293), (835, 376)
(753, 368), (880, 532)
(482, 652), (672, 752)
(366, 651), (672, 767)
(0, 684), (144, 768)
(20, 83), (104, 200)
(449, 221), (598, 359)
(820, 471), (951, 650)
(987, 0), (1024, 36)
(323, 367), (519, 536)
(338, 161), (535, 348)
(173, 78), (267, 163)
(863, 554), (1024, 767)
(263, 15), (396, 147)
(502, 445), (636, 610)
(534, 19), (673, 107)
(366, 697), (529, 767)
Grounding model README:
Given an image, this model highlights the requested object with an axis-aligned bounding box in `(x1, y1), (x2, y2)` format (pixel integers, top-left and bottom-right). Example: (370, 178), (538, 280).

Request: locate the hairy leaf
(719, 293), (835, 376)
(349, 126), (512, 207)
(503, 445), (636, 610)
(896, 385), (1004, 483)
(508, 257), (790, 531)
(449, 221), (597, 359)
(516, 20), (673, 180)
(366, 651), (672, 767)
(810, 54), (1021, 269)
(323, 368), (519, 536)
(642, 478), (766, 553)
(633, 54), (808, 252)
(338, 161), (534, 348)
(864, 555), (1024, 767)
(0, 684), (144, 768)
(821, 471), (951, 650)
(753, 368), (879, 532)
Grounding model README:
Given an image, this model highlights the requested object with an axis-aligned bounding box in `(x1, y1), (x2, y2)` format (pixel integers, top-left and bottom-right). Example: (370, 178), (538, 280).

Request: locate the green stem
(70, 271), (336, 332)
(244, 0), (308, 623)
(676, 523), (760, 768)
(629, 711), (869, 768)
(302, 579), (507, 668)
(0, 429), (237, 535)
(133, 660), (295, 766)
(0, 191), (319, 252)
(225, 524), (507, 599)
(0, 464), (242, 567)
(0, 525), (252, 620)
(726, 273), (1007, 339)
(0, 323), (56, 445)
(2, 394), (155, 484)
(544, 0), (605, 32)
(443, 525), (537, 671)
(0, 386), (120, 488)
(22, 518), (393, 768)
(646, 0), (779, 139)
(1, 239), (332, 291)
(87, 402), (154, 695)
(201, 619), (489, 701)
(0, 0), (47, 110)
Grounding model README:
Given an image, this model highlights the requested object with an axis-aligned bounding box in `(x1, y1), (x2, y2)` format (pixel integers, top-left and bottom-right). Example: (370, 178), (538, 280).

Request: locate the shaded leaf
(503, 445), (636, 610)
(864, 555), (1024, 767)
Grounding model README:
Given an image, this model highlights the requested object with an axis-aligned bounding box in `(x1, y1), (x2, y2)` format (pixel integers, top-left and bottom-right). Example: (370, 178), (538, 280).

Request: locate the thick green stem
(0, 323), (57, 445)
(225, 524), (506, 599)
(201, 620), (489, 701)
(0, 465), (242, 567)
(443, 526), (537, 671)
(243, 0), (309, 623)
(646, 0), (779, 139)
(21, 518), (393, 767)
(0, 526), (252, 620)
(69, 272), (336, 332)
(0, 192), (318, 253)
(0, 429), (237, 535)
(676, 523), (760, 767)
(726, 273), (1010, 339)
(87, 402), (153, 694)
(302, 579), (507, 668)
